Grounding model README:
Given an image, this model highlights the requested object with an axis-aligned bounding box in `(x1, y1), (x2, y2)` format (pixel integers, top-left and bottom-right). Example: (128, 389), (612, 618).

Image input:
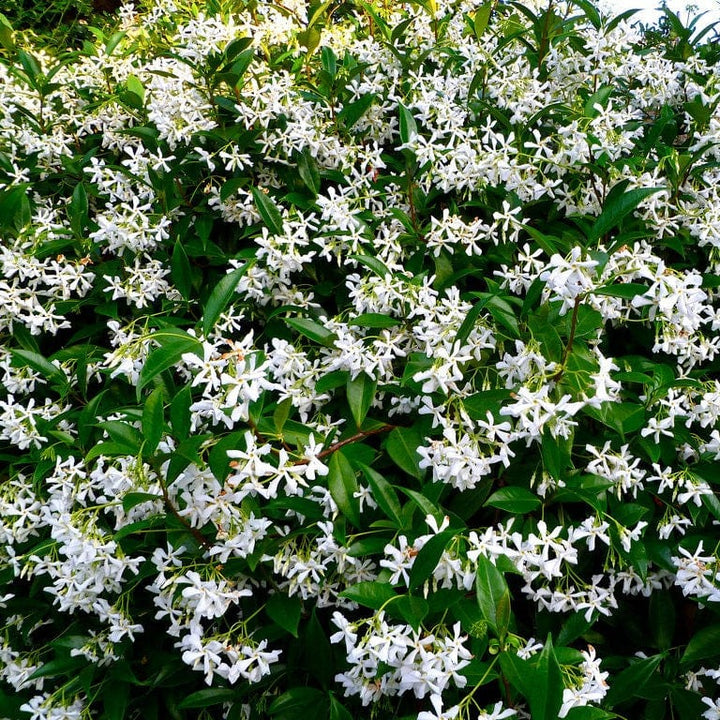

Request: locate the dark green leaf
(476, 554), (510, 638)
(170, 384), (192, 440)
(348, 313), (399, 328)
(485, 487), (542, 514)
(398, 102), (417, 145)
(530, 635), (564, 720)
(338, 94), (375, 130)
(340, 581), (396, 609)
(386, 426), (423, 479)
(681, 624), (720, 666)
(348, 253), (390, 278)
(360, 464), (403, 527)
(393, 595), (429, 631)
(589, 186), (664, 241)
(142, 385), (164, 454)
(328, 451), (361, 526)
(251, 186), (285, 235)
(122, 492), (161, 512)
(346, 373), (376, 428)
(171, 238), (193, 300)
(297, 149), (320, 196)
(605, 654), (663, 707)
(177, 689), (236, 710)
(266, 593), (302, 637)
(286, 317), (336, 347)
(408, 529), (455, 590)
(269, 687), (328, 716)
(137, 331), (202, 397)
(202, 262), (253, 336)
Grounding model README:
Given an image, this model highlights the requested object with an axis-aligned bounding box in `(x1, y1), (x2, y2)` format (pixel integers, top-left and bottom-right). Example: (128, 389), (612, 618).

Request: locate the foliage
(1, 0), (720, 719)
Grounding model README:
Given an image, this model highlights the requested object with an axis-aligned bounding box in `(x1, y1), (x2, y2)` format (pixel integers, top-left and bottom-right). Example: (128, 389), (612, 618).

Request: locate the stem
(295, 423), (396, 464)
(151, 459), (213, 551)
(551, 295), (581, 384)
(316, 423), (396, 460)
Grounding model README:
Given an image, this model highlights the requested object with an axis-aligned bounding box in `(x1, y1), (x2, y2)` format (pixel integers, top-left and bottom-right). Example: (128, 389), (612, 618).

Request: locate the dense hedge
(2, 1), (720, 719)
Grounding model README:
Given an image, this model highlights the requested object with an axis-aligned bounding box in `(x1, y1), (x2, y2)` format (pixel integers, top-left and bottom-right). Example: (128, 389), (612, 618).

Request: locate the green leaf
(251, 186), (285, 235)
(564, 706), (615, 719)
(266, 593), (302, 637)
(142, 386), (164, 454)
(170, 384), (192, 440)
(473, 2), (493, 37)
(321, 45), (337, 78)
(304, 610), (333, 688)
(268, 687), (328, 716)
(681, 624), (720, 666)
(126, 74), (144, 102)
(122, 492), (161, 512)
(386, 426), (423, 479)
(340, 581), (396, 609)
(327, 451), (361, 526)
(541, 429), (573, 481)
(346, 373), (376, 428)
(592, 282), (648, 299)
(27, 656), (85, 681)
(530, 635), (564, 720)
(10, 349), (67, 388)
(86, 441), (139, 463)
(398, 487), (443, 522)
(286, 317), (337, 347)
(348, 253), (390, 278)
(649, 591), (675, 651)
(408, 529), (455, 590)
(177, 688), (236, 710)
(476, 554), (511, 638)
(137, 331), (202, 397)
(348, 313), (399, 328)
(485, 487), (542, 514)
(68, 182), (88, 237)
(171, 238), (193, 300)
(338, 94), (375, 130)
(589, 185), (664, 240)
(297, 149), (320, 196)
(393, 595), (429, 631)
(360, 464), (403, 527)
(605, 654), (663, 707)
(97, 420), (142, 453)
(202, 262), (253, 336)
(329, 696), (353, 720)
(398, 102), (417, 145)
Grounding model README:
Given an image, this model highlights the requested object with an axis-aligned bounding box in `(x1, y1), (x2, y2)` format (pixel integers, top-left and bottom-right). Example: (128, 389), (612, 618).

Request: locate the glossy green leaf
(266, 593), (302, 637)
(530, 635), (564, 720)
(408, 529), (455, 590)
(589, 185), (664, 240)
(485, 487), (542, 514)
(202, 262), (253, 336)
(328, 450), (361, 526)
(398, 102), (417, 145)
(386, 426), (423, 479)
(346, 373), (376, 428)
(286, 317), (336, 347)
(142, 385), (164, 454)
(137, 331), (202, 397)
(476, 554), (510, 638)
(177, 688), (236, 710)
(681, 624), (720, 666)
(605, 654), (663, 707)
(360, 464), (403, 527)
(340, 581), (396, 609)
(251, 186), (285, 235)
